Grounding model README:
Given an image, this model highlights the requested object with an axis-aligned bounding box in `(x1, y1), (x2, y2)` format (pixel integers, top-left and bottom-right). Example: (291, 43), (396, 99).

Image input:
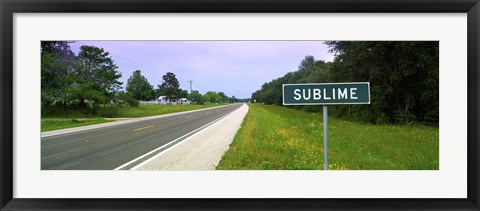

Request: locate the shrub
(118, 92), (139, 107)
(97, 106), (119, 118)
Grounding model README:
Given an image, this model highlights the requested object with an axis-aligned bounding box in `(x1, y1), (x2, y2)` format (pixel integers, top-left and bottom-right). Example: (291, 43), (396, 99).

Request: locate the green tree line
(41, 41), (238, 116)
(124, 70), (238, 104)
(41, 41), (123, 114)
(251, 41), (439, 125)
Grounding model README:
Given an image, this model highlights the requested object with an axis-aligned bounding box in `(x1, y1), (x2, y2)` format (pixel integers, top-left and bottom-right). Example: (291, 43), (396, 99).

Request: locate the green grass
(41, 118), (113, 132)
(114, 104), (225, 118)
(42, 104), (226, 118)
(217, 104), (439, 170)
(42, 104), (226, 131)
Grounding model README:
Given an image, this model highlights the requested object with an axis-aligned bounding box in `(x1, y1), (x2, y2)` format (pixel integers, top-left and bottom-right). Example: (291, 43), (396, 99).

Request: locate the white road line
(113, 105), (241, 170)
(129, 109), (238, 170)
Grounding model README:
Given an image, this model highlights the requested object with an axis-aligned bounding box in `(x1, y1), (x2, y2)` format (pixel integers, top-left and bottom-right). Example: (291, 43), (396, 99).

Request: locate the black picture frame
(1, 0), (479, 210)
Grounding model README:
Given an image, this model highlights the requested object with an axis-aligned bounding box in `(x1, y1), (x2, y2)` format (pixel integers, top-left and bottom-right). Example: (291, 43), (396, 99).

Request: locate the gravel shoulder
(135, 103), (249, 170)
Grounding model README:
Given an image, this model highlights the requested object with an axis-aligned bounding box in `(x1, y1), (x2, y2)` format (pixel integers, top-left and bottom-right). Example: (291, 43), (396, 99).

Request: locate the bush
(393, 110), (416, 126)
(96, 106), (120, 118)
(42, 103), (96, 118)
(302, 105), (322, 113)
(375, 113), (388, 124)
(118, 92), (139, 107)
(125, 98), (139, 107)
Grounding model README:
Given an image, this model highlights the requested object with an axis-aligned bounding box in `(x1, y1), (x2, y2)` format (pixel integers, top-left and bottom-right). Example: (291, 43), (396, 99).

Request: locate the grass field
(42, 104), (226, 131)
(41, 118), (113, 132)
(42, 104), (226, 118)
(217, 104), (439, 170)
(114, 104), (225, 118)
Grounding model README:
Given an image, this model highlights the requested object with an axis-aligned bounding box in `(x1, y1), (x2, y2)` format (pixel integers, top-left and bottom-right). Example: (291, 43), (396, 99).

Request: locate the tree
(203, 91), (219, 103)
(325, 41), (439, 124)
(179, 89), (189, 99)
(217, 92), (229, 102)
(126, 70), (154, 100)
(150, 89), (157, 100)
(73, 45), (122, 106)
(250, 41), (439, 125)
(230, 95), (238, 103)
(41, 52), (65, 106)
(158, 72), (181, 101)
(41, 41), (76, 58)
(294, 55), (316, 82)
(41, 41), (77, 108)
(116, 91), (139, 107)
(189, 90), (204, 104)
(251, 90), (261, 103)
(153, 87), (163, 99)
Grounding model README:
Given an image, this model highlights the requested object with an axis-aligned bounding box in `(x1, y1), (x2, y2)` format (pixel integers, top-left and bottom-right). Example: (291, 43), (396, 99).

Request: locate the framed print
(1, 0), (479, 210)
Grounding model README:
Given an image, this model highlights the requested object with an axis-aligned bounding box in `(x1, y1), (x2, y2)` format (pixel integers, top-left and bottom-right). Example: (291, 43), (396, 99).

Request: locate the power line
(74, 41), (212, 92)
(77, 42), (162, 75)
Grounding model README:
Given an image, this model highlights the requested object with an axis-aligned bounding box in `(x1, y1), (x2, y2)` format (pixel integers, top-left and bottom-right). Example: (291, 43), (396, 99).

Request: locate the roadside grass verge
(41, 118), (113, 132)
(115, 104), (225, 118)
(42, 104), (226, 118)
(217, 104), (439, 170)
(41, 104), (226, 131)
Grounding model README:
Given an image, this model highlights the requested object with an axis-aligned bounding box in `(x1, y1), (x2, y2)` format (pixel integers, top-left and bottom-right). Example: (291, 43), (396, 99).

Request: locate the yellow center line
(133, 125), (154, 132)
(185, 116), (193, 119)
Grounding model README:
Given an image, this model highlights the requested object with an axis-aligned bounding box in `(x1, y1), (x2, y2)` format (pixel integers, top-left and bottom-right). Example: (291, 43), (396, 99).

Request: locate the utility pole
(188, 80), (193, 94)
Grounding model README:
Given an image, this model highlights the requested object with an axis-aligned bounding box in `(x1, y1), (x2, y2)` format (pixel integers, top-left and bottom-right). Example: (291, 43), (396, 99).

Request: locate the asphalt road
(41, 103), (243, 170)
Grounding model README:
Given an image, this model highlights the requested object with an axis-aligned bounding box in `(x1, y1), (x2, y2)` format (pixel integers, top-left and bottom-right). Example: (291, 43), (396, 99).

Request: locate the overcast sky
(70, 41), (334, 99)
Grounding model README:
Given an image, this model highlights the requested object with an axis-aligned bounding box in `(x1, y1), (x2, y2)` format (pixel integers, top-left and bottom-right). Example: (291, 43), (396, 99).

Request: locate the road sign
(283, 82), (370, 170)
(282, 82), (370, 105)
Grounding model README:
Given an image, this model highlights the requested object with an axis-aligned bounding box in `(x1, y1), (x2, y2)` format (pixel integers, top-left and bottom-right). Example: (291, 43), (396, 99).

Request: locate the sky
(69, 41), (334, 99)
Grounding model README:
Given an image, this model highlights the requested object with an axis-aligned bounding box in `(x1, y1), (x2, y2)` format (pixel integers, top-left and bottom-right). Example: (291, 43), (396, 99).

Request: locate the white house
(157, 96), (190, 105)
(178, 98), (190, 105)
(157, 96), (173, 105)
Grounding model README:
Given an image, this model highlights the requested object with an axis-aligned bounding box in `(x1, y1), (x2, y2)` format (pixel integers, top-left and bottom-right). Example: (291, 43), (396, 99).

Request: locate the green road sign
(283, 82), (371, 170)
(283, 82), (370, 105)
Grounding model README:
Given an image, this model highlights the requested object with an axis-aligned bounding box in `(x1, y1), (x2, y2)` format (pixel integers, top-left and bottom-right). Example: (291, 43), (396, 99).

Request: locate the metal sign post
(282, 82), (370, 170)
(323, 105), (328, 170)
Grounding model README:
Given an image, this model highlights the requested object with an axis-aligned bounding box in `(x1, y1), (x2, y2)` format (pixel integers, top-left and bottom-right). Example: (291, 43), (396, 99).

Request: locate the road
(41, 103), (243, 170)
